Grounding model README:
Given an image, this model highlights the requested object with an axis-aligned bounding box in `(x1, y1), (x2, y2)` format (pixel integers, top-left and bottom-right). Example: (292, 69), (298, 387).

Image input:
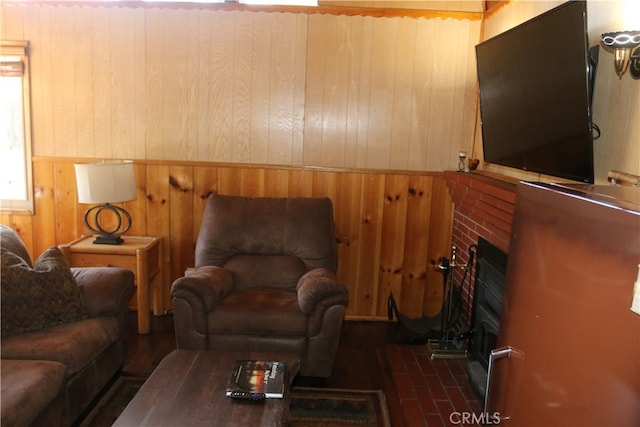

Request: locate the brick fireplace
(443, 171), (516, 320)
(444, 171), (517, 401)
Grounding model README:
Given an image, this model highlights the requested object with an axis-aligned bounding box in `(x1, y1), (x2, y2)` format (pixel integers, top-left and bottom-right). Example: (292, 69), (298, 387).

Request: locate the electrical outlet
(631, 264), (640, 315)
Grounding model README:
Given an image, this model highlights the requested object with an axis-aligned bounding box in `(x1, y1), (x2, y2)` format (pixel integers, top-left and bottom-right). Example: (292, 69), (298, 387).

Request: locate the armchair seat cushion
(209, 288), (307, 336)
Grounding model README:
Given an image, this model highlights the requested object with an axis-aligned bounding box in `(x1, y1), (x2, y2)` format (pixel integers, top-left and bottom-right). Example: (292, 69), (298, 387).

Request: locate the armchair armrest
(73, 267), (135, 317)
(296, 268), (349, 314)
(170, 266), (234, 312)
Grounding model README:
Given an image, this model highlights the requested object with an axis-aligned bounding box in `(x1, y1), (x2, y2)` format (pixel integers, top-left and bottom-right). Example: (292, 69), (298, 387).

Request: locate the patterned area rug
(290, 387), (391, 427)
(78, 376), (391, 427)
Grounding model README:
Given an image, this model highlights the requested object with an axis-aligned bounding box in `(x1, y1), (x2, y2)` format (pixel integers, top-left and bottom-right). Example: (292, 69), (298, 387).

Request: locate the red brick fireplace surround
(443, 171), (517, 323)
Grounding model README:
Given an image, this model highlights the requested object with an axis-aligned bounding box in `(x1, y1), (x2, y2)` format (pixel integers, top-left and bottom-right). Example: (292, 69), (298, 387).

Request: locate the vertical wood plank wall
(1, 159), (454, 320)
(0, 3), (474, 319)
(1, 3), (481, 171)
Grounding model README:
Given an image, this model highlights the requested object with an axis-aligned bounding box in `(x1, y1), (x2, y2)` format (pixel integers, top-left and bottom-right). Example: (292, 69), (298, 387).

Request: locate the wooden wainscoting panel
(1, 214), (34, 260)
(169, 165), (196, 283)
(377, 174), (409, 315)
(288, 169), (315, 198)
(333, 172), (365, 317)
(125, 163), (149, 238)
(193, 165), (219, 240)
(32, 160), (57, 257)
(264, 168), (292, 198)
(145, 163), (172, 310)
(424, 174), (454, 316)
(352, 173), (385, 317)
(311, 170), (340, 202)
(53, 161), (80, 245)
(400, 174), (434, 318)
(5, 158), (454, 320)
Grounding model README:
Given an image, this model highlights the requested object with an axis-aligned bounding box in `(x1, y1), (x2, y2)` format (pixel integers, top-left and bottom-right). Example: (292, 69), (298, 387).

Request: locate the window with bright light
(0, 41), (33, 212)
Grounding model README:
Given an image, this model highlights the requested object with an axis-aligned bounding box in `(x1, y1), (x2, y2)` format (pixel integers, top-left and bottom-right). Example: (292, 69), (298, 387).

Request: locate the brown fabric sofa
(171, 194), (349, 377)
(0, 225), (135, 427)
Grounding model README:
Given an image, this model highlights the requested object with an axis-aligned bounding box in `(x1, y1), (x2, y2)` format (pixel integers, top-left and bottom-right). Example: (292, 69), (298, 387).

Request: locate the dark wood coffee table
(113, 350), (300, 427)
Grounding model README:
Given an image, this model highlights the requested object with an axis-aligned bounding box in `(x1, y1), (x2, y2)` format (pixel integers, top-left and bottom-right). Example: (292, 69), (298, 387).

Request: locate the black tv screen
(476, 1), (595, 183)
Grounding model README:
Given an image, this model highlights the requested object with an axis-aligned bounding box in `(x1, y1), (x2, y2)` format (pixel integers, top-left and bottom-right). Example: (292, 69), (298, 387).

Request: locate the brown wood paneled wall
(1, 158), (454, 320)
(1, 2), (481, 172)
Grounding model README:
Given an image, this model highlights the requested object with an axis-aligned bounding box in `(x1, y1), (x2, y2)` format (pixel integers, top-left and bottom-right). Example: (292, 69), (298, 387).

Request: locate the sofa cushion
(0, 316), (120, 377)
(0, 359), (67, 427)
(1, 247), (89, 337)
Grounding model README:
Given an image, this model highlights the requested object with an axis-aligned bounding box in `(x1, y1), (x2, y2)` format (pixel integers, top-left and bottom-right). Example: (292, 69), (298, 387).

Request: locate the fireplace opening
(467, 237), (508, 403)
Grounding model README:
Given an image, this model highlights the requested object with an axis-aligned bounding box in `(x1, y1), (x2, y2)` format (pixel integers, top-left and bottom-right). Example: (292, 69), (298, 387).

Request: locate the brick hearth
(389, 172), (518, 426)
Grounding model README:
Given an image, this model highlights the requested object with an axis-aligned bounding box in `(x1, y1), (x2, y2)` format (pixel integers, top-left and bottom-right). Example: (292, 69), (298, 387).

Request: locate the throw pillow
(1, 247), (89, 337)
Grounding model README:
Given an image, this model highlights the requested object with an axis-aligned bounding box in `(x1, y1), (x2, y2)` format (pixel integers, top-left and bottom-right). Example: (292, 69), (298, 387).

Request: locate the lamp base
(83, 203), (132, 245)
(92, 234), (125, 245)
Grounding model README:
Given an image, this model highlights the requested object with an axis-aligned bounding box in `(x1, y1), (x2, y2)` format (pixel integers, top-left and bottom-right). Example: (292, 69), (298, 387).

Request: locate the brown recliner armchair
(171, 193), (349, 377)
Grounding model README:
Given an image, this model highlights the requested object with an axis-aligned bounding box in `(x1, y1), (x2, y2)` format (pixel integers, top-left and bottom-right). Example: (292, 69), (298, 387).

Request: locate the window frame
(1, 40), (33, 214)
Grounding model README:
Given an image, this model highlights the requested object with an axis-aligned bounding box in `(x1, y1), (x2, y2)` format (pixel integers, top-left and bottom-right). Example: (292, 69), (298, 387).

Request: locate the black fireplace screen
(467, 237), (508, 402)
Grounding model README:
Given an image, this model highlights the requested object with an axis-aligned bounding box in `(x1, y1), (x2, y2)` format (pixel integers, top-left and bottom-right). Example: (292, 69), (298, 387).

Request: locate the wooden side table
(59, 235), (163, 334)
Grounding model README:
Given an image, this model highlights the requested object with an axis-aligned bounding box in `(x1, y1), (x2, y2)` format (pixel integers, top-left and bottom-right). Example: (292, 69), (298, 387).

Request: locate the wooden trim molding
(483, 0), (510, 19)
(32, 156), (445, 177)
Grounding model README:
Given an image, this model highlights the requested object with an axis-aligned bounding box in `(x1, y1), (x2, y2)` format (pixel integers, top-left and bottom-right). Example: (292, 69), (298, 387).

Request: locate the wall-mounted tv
(475, 1), (596, 183)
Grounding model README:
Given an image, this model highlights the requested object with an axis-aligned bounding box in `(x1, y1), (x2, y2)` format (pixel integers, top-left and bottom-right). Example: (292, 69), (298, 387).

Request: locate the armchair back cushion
(195, 195), (338, 290)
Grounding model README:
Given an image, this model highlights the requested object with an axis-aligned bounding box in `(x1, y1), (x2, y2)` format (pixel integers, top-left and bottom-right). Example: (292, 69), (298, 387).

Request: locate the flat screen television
(475, 1), (596, 183)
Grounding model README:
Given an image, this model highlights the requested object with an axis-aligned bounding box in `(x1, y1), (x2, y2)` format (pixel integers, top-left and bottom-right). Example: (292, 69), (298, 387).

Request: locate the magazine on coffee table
(226, 360), (286, 400)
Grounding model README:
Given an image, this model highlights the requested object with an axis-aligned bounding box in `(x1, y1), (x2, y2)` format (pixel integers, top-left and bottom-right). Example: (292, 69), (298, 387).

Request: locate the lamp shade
(74, 160), (137, 204)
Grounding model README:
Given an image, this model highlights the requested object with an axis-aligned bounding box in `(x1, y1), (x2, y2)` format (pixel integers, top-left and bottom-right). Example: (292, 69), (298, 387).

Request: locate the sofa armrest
(170, 266), (234, 313)
(296, 268), (349, 314)
(72, 267), (135, 317)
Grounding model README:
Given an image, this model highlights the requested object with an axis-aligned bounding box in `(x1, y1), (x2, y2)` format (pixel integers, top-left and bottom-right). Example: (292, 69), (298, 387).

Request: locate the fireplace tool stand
(427, 244), (469, 360)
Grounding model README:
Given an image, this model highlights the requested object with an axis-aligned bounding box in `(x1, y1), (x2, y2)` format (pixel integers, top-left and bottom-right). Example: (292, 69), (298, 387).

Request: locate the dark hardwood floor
(122, 312), (418, 426)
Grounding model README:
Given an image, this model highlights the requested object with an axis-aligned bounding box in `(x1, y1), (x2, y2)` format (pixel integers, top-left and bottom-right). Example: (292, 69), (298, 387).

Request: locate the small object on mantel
(468, 158), (480, 171)
(458, 151), (467, 172)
